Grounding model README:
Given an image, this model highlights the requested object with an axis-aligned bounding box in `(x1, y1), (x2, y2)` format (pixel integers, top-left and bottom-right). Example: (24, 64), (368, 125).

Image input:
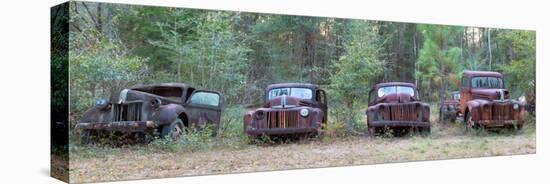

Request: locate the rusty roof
(266, 83), (320, 90)
(374, 82), (417, 89)
(130, 83), (193, 90)
(463, 70), (503, 78)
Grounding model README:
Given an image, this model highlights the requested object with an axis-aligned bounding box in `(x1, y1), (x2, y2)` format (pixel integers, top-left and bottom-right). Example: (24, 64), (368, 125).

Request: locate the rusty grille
(382, 104), (418, 121)
(266, 111), (301, 128)
(112, 102), (143, 121)
(491, 103), (512, 120)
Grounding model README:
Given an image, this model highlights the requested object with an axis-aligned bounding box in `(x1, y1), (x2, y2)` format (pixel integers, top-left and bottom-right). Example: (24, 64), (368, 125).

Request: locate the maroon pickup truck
(243, 83), (327, 138)
(366, 82), (431, 135)
(457, 71), (525, 130)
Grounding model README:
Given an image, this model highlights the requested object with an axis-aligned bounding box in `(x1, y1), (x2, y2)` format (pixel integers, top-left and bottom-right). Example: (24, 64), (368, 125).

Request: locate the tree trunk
(487, 28), (492, 71)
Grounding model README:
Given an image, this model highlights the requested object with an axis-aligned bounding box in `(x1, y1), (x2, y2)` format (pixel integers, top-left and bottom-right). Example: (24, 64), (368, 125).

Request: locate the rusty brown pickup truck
(439, 91), (460, 122)
(366, 82), (431, 135)
(75, 83), (223, 144)
(457, 71), (525, 129)
(243, 83), (327, 138)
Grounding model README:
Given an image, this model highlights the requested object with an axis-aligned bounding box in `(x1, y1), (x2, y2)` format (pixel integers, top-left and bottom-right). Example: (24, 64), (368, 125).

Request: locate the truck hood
(471, 88), (508, 101)
(378, 93), (417, 104)
(264, 95), (306, 108)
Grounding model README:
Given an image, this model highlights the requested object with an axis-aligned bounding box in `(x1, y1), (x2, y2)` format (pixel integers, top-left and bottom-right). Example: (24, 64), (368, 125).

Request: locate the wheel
(368, 126), (375, 136)
(516, 124), (523, 130)
(161, 119), (184, 141)
(420, 126), (431, 135)
(81, 130), (90, 145)
(450, 113), (457, 123)
(438, 110), (444, 123)
(465, 113), (479, 129)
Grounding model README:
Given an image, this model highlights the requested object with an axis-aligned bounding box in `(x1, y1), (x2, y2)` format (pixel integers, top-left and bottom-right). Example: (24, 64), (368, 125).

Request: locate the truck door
(316, 89), (328, 126)
(185, 90), (223, 135)
(459, 77), (470, 114)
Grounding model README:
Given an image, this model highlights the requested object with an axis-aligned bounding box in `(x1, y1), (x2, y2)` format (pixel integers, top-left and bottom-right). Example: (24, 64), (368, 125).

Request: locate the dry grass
(69, 119), (536, 183)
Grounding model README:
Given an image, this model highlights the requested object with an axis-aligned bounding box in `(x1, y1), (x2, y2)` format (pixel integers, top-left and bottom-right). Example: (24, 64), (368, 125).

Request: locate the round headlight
(300, 109), (309, 117)
(255, 110), (265, 120)
(151, 98), (162, 109)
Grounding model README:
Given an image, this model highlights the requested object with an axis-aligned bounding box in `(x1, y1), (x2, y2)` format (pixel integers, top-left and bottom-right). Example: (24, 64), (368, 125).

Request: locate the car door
(185, 90), (223, 134)
(316, 89), (328, 125)
(459, 77), (470, 114)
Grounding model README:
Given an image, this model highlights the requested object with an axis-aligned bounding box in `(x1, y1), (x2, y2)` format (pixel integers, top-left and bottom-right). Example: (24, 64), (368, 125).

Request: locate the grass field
(69, 116), (536, 183)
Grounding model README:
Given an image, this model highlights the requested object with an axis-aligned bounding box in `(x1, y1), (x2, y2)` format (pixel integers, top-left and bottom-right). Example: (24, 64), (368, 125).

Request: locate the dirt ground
(69, 122), (536, 183)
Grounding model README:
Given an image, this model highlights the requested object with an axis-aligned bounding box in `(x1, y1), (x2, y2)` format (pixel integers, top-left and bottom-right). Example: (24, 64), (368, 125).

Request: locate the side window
(369, 90), (377, 103)
(190, 92), (220, 107)
(461, 77), (469, 88)
(316, 90), (326, 104)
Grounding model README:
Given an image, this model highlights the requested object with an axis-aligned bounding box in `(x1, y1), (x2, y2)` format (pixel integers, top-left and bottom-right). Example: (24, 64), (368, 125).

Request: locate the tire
(450, 113), (457, 123)
(368, 126), (377, 136)
(439, 110), (444, 123)
(420, 126), (431, 135)
(516, 124), (523, 130)
(465, 113), (480, 129)
(81, 130), (90, 145)
(161, 119), (184, 141)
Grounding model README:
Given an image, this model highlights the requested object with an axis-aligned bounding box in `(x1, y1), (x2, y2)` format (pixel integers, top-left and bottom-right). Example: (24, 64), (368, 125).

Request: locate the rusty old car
(456, 71), (525, 129)
(243, 83), (327, 138)
(366, 82), (431, 135)
(439, 91), (460, 122)
(75, 83), (223, 144)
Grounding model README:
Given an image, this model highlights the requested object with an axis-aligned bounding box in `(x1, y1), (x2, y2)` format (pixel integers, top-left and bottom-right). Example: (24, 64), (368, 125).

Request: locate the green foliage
(148, 11), (251, 104)
(497, 31), (536, 99)
(66, 2), (536, 139)
(329, 21), (384, 131)
(69, 31), (149, 113)
(416, 25), (462, 102)
(150, 126), (215, 152)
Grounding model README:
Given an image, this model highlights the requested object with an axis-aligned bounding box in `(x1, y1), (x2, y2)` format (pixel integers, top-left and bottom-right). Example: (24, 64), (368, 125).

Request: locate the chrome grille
(383, 104), (418, 121)
(491, 103), (512, 120)
(266, 111), (301, 128)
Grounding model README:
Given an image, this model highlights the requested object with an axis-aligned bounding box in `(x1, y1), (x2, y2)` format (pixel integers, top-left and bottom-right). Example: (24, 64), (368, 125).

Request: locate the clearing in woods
(69, 122), (535, 183)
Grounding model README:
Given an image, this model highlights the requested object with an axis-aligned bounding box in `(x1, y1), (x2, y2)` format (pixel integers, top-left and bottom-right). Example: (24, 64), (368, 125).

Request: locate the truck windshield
(268, 88), (312, 100)
(471, 77), (503, 88)
(378, 86), (415, 97)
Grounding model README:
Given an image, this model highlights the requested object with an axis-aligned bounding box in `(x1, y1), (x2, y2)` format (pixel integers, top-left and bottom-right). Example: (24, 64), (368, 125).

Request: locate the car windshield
(377, 86), (415, 97)
(471, 77), (503, 89)
(268, 87), (312, 100)
(452, 92), (460, 100)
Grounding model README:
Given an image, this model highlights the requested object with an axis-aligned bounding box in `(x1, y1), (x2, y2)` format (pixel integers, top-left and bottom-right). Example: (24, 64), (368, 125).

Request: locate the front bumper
(75, 121), (157, 132)
(245, 127), (320, 135)
(479, 120), (524, 128)
(369, 120), (430, 128)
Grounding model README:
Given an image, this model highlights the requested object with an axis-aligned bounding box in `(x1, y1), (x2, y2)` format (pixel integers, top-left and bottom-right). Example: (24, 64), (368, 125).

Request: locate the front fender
(467, 99), (490, 121)
(79, 105), (112, 124)
(151, 104), (186, 126)
(243, 110), (255, 131)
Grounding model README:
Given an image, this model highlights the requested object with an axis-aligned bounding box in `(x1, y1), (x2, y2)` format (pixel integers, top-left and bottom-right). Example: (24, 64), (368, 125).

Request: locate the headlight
(255, 110), (265, 120)
(513, 104), (519, 110)
(300, 109), (309, 117)
(118, 89), (129, 103)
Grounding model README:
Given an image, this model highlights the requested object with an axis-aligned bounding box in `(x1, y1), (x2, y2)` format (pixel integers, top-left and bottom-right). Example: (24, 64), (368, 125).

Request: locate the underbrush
(70, 105), (536, 158)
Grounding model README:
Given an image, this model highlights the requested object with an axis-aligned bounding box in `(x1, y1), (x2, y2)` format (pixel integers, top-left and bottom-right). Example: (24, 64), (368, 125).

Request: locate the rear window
(135, 87), (183, 101)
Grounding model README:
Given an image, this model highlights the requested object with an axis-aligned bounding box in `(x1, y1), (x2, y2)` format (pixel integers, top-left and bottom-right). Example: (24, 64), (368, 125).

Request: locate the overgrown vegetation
(67, 2), (535, 145)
